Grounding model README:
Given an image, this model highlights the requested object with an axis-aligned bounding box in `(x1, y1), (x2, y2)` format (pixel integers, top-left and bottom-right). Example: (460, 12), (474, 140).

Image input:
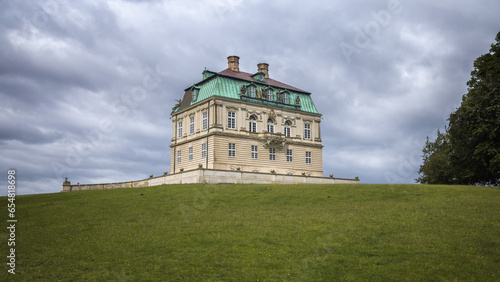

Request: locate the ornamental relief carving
(268, 109), (276, 122)
(262, 136), (286, 150)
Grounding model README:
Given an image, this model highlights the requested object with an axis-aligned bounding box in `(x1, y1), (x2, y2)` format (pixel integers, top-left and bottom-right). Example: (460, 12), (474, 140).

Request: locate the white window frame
(201, 143), (206, 158)
(269, 148), (276, 161)
(267, 119), (274, 133)
(228, 143), (236, 157)
(190, 117), (194, 134)
(189, 147), (193, 161)
(202, 112), (208, 130)
(177, 150), (181, 164)
(287, 149), (293, 162)
(306, 151), (312, 164)
(266, 89), (273, 101)
(304, 123), (311, 140)
(227, 111), (236, 129)
(251, 145), (258, 159)
(249, 116), (257, 133)
(248, 85), (256, 98)
(284, 121), (291, 137)
(283, 92), (290, 104)
(192, 89), (197, 101)
(178, 121), (183, 137)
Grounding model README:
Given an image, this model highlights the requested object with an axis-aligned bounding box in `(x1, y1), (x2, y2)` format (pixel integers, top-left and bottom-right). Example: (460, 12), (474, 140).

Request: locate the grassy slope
(1, 184), (500, 281)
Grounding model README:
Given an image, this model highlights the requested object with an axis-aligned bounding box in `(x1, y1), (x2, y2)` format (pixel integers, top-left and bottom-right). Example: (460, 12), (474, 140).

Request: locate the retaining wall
(61, 169), (359, 192)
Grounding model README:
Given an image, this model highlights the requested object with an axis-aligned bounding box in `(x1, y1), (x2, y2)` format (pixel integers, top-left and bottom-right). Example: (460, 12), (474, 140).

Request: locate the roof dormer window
(247, 85), (256, 98)
(252, 72), (266, 83)
(266, 89), (273, 101)
(191, 86), (200, 101)
(283, 92), (290, 104)
(192, 89), (197, 101)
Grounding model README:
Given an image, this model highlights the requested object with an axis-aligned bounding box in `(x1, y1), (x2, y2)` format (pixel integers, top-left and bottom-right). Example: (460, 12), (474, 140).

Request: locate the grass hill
(2, 184), (500, 281)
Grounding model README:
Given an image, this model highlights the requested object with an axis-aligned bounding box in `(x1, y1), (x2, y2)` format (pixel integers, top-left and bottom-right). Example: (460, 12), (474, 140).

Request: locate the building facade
(170, 56), (324, 177)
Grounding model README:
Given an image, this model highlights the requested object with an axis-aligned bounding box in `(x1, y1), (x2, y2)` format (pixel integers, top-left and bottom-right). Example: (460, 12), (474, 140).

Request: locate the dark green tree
(417, 31), (500, 185)
(416, 129), (455, 184)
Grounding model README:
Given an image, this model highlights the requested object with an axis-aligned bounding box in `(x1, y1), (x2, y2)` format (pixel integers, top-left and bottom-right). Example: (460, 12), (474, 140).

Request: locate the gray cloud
(1, 0), (498, 194)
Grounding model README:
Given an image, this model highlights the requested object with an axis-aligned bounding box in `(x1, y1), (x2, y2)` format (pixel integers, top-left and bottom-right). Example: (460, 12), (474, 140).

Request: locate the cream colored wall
(170, 135), (215, 174)
(170, 97), (324, 176)
(218, 99), (322, 142)
(212, 135), (323, 176)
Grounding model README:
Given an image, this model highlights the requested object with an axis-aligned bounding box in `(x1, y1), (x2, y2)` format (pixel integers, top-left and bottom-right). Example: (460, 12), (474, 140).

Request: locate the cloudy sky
(1, 0), (499, 195)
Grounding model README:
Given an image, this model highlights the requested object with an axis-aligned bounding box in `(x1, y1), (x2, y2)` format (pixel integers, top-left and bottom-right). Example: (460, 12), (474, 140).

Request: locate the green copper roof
(173, 71), (320, 115)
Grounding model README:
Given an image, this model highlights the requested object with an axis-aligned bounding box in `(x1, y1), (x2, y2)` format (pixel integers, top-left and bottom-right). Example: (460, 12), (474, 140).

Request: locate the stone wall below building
(61, 169), (359, 192)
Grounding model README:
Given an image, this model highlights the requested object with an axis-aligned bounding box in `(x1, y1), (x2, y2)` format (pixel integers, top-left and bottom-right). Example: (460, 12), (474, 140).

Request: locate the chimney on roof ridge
(227, 56), (240, 72)
(257, 63), (269, 79)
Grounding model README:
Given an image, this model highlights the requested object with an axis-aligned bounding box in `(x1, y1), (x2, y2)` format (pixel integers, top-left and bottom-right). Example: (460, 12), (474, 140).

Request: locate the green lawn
(2, 184), (500, 281)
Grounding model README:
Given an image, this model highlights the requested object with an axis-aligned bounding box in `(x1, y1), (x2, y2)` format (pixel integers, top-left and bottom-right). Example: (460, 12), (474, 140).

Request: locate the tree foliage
(416, 129), (455, 184)
(417, 31), (500, 185)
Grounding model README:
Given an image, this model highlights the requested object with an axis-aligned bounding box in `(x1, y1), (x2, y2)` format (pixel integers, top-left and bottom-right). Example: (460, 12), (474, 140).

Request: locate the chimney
(257, 63), (269, 79)
(227, 56), (240, 72)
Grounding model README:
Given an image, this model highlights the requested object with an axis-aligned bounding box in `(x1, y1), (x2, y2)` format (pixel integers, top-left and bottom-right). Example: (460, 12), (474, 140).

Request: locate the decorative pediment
(246, 110), (262, 120)
(282, 115), (295, 125)
(226, 106), (239, 112)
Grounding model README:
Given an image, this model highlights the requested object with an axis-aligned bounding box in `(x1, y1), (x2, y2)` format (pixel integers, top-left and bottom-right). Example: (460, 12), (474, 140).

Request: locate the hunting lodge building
(170, 56), (324, 177)
(60, 56), (359, 192)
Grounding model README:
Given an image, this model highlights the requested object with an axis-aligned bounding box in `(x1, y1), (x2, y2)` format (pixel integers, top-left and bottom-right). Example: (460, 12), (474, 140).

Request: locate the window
(190, 117), (194, 134)
(192, 89), (198, 101)
(228, 143), (235, 157)
(202, 112), (208, 130)
(249, 116), (257, 133)
(266, 89), (273, 101)
(287, 149), (293, 162)
(269, 148), (276, 161)
(189, 147), (193, 161)
(248, 85), (256, 98)
(284, 121), (291, 137)
(304, 123), (311, 139)
(251, 145), (258, 159)
(228, 111), (236, 129)
(267, 119), (274, 133)
(283, 92), (290, 104)
(201, 143), (206, 158)
(306, 151), (312, 164)
(177, 150), (181, 164)
(178, 121), (183, 137)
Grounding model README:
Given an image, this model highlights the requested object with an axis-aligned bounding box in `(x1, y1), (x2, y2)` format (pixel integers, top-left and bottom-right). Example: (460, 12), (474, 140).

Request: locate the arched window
(284, 121), (291, 137)
(267, 119), (274, 133)
(248, 85), (256, 98)
(266, 89), (273, 101)
(283, 92), (290, 104)
(249, 116), (257, 133)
